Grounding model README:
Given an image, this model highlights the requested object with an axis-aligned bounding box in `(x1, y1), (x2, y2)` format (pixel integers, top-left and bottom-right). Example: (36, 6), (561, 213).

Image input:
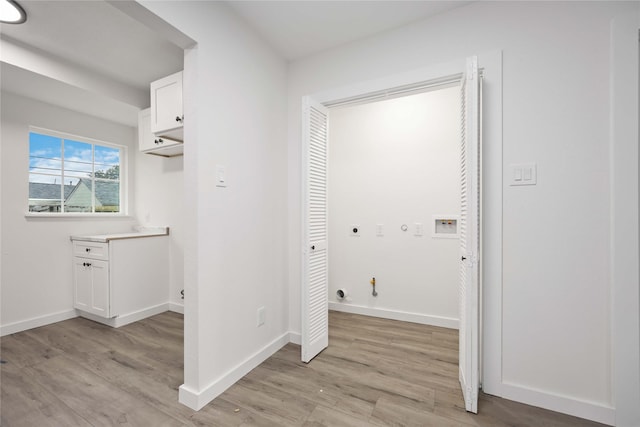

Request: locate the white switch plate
(376, 224), (384, 237)
(414, 223), (423, 237)
(509, 163), (537, 186)
(216, 164), (227, 188)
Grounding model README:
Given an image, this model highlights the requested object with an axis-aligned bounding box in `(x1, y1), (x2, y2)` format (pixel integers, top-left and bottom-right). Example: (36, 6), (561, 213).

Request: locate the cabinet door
(150, 71), (183, 136)
(138, 109), (156, 152)
(73, 257), (93, 313)
(138, 108), (183, 156)
(73, 258), (110, 318)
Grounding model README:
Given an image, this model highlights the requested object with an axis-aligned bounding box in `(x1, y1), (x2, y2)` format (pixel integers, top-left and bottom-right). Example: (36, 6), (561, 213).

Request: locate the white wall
(138, 1), (289, 410)
(1, 94), (185, 332)
(287, 2), (639, 424)
(328, 88), (460, 327)
(133, 148), (184, 309)
(0, 92), (138, 333)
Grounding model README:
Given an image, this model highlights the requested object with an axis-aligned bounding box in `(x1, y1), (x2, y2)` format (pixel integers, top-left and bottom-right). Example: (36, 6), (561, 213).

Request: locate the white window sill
(25, 213), (133, 220)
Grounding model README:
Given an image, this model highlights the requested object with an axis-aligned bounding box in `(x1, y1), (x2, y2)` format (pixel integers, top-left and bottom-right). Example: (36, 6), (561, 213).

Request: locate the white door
(73, 258), (110, 318)
(459, 56), (481, 413)
(301, 96), (329, 363)
(150, 71), (183, 135)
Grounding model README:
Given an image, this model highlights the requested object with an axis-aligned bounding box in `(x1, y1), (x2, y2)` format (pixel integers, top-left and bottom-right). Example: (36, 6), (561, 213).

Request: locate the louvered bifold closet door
(301, 97), (329, 363)
(459, 56), (481, 414)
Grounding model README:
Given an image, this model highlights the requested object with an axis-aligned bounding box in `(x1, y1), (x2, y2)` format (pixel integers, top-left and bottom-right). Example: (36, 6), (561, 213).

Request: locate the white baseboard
(499, 382), (615, 426)
(288, 331), (301, 345)
(169, 302), (184, 314)
(328, 302), (459, 329)
(78, 303), (170, 328)
(179, 331), (291, 410)
(0, 309), (78, 336)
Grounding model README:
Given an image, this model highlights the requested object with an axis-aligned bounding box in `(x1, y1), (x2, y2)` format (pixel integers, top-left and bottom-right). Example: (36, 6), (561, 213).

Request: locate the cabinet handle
(154, 138), (164, 145)
(176, 116), (183, 123)
(82, 262), (92, 267)
(85, 248), (90, 252)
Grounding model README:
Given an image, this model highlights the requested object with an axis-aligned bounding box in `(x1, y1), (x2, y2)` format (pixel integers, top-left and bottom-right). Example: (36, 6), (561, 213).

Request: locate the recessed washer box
(432, 215), (459, 239)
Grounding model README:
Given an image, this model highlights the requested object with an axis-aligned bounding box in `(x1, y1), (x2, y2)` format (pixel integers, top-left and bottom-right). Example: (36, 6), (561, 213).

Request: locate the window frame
(27, 126), (128, 217)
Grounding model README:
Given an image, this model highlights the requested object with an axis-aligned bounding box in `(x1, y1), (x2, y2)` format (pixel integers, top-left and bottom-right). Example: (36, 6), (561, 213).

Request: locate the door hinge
(462, 252), (479, 266)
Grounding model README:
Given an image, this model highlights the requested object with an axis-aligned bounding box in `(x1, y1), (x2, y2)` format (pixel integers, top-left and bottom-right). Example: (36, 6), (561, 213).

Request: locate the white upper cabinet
(138, 108), (183, 157)
(150, 71), (183, 141)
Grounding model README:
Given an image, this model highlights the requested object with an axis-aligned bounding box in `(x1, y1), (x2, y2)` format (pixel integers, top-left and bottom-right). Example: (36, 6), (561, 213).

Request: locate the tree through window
(28, 129), (124, 214)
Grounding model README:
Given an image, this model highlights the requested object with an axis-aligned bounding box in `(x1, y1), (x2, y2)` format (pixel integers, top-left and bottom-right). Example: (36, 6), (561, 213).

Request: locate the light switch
(509, 163), (537, 186)
(514, 168), (523, 181)
(376, 224), (384, 237)
(216, 165), (227, 188)
(415, 223), (423, 237)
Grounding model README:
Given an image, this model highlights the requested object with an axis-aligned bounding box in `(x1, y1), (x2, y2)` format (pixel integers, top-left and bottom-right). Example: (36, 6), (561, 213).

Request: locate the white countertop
(70, 226), (169, 243)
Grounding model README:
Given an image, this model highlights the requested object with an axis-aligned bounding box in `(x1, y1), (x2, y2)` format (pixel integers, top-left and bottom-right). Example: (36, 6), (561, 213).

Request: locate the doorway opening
(326, 84), (461, 330)
(301, 56), (484, 413)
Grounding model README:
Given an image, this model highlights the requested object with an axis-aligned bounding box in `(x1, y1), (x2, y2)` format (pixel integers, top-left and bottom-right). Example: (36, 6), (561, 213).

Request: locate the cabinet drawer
(73, 241), (109, 260)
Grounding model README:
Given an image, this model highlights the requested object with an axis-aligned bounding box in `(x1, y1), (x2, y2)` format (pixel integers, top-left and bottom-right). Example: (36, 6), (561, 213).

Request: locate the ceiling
(227, 1), (472, 61)
(0, 0), (470, 126)
(0, 0), (184, 126)
(0, 0), (184, 92)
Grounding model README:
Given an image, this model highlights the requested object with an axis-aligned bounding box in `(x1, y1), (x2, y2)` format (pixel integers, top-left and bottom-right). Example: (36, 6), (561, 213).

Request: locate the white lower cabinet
(73, 257), (109, 317)
(71, 233), (169, 327)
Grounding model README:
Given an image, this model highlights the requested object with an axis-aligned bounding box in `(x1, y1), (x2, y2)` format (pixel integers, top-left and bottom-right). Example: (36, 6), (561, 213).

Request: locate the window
(28, 128), (125, 214)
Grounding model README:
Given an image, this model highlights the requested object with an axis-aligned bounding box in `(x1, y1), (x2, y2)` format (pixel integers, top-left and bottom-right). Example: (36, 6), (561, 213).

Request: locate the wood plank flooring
(0, 311), (607, 426)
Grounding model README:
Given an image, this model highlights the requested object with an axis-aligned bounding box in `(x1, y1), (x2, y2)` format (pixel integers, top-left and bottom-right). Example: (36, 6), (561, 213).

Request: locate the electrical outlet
(257, 306), (265, 327)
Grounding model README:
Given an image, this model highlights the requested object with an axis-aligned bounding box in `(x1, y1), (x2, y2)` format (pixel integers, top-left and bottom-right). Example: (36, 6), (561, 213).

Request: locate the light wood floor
(1, 311), (606, 426)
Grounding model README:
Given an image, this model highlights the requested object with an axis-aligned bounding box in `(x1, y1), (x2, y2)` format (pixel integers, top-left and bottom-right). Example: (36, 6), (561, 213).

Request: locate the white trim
(24, 213), (133, 220)
(177, 384), (200, 411)
(288, 331), (301, 345)
(169, 302), (184, 314)
(76, 303), (169, 328)
(178, 332), (291, 410)
(475, 51), (503, 399)
(610, 9), (640, 427)
(328, 302), (458, 330)
(0, 303), (178, 336)
(312, 61), (467, 105)
(501, 382), (615, 426)
(0, 309), (77, 336)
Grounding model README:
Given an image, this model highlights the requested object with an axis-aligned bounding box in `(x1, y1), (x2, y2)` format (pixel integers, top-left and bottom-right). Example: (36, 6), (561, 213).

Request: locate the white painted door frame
(300, 53), (503, 400)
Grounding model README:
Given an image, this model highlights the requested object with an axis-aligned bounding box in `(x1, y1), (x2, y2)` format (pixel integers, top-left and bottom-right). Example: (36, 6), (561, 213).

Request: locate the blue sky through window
(28, 131), (122, 213)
